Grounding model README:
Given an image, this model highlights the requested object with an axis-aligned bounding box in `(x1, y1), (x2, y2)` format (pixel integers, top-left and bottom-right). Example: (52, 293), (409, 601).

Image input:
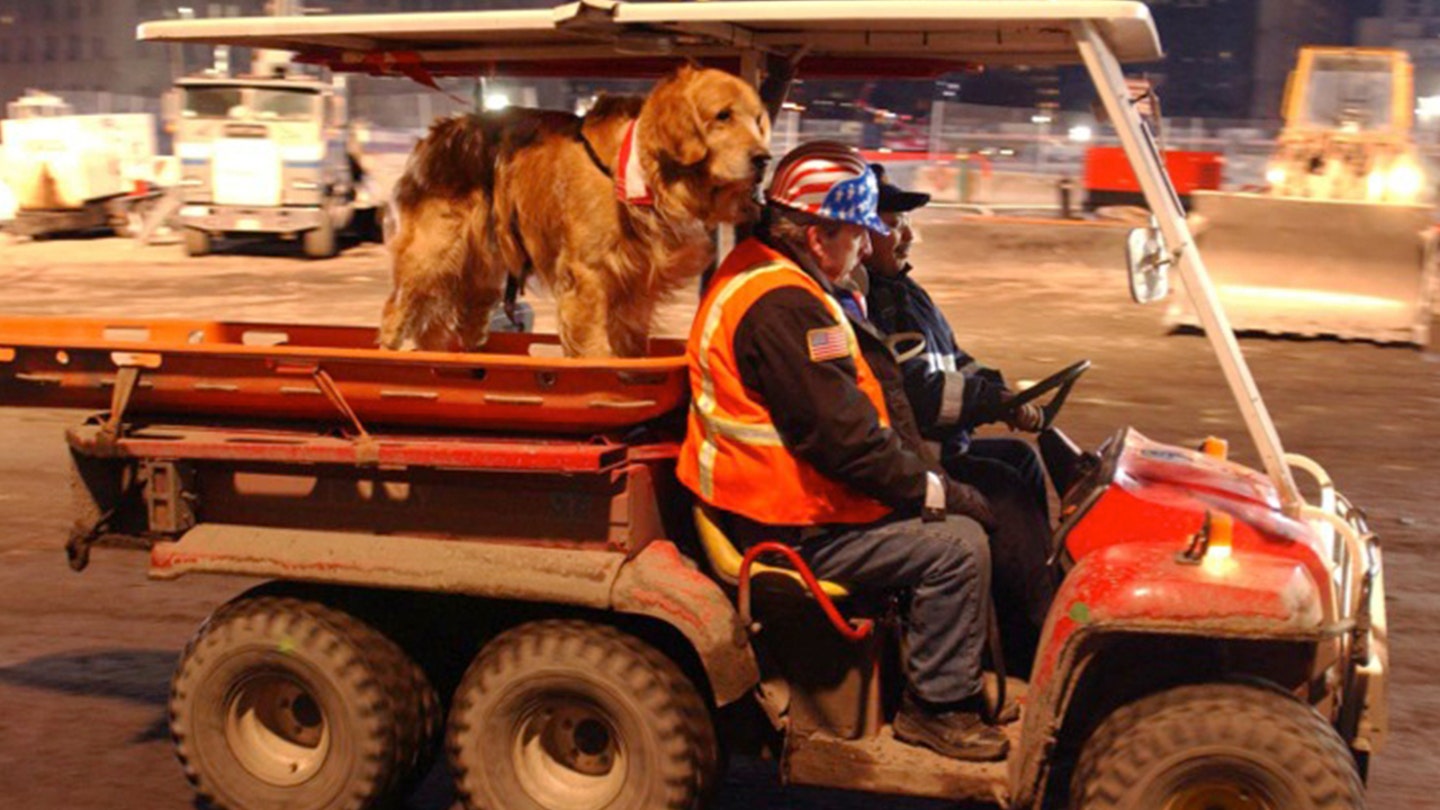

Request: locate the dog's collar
(614, 120), (655, 207)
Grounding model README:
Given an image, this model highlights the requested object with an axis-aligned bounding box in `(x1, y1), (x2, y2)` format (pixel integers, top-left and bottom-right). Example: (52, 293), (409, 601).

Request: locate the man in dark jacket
(862, 165), (1057, 676)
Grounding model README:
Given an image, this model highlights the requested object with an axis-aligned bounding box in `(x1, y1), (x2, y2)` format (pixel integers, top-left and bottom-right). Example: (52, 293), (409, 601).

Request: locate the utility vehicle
(0, 3), (1384, 809)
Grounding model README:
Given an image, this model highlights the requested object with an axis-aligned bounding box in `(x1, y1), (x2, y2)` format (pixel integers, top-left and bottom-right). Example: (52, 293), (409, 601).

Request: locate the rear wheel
(1070, 683), (1365, 810)
(169, 595), (419, 810)
(183, 227), (211, 257)
(303, 217), (337, 259)
(447, 619), (717, 810)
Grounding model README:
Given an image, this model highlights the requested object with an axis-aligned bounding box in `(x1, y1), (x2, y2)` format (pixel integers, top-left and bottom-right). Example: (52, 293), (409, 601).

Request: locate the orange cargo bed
(0, 316), (689, 434)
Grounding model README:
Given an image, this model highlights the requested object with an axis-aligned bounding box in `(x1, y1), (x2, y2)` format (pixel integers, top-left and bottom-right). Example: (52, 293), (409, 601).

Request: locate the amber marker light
(1201, 436), (1228, 460)
(1201, 511), (1238, 576)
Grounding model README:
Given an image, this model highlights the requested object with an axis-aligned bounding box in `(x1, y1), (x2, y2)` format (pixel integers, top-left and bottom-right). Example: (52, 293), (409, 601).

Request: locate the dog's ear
(642, 66), (709, 167)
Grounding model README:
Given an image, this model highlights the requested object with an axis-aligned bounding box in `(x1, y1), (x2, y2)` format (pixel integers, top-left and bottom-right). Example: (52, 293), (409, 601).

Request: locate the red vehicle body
(0, 314), (1383, 809)
(1084, 146), (1224, 209)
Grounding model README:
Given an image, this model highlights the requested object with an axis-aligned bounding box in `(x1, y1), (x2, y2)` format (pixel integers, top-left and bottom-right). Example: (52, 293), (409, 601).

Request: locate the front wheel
(183, 227), (212, 257)
(1070, 683), (1365, 810)
(447, 619), (718, 810)
(302, 217), (337, 259)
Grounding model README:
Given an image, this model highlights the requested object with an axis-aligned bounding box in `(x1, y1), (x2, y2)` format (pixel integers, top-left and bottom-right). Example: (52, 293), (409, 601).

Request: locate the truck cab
(173, 70), (354, 258)
(6, 90), (74, 119)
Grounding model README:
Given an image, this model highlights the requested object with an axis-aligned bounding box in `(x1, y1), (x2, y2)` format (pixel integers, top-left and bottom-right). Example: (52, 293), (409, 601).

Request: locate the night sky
(1353, 0), (1383, 18)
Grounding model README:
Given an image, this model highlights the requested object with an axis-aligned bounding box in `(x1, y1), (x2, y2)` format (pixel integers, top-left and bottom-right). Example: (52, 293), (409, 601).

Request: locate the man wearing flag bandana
(678, 141), (1010, 761)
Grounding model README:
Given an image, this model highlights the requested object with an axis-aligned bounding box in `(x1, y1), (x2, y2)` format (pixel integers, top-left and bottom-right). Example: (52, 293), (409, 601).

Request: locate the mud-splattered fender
(1035, 542), (1328, 688)
(1012, 541), (1332, 808)
(610, 540), (759, 706)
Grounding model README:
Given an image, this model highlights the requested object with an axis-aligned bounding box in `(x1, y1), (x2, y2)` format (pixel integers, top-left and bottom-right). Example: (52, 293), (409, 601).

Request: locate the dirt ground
(0, 213), (1435, 808)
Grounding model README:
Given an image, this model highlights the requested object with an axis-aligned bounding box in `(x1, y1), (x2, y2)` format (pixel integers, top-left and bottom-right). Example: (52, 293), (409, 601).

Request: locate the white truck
(0, 90), (158, 238)
(173, 68), (358, 259)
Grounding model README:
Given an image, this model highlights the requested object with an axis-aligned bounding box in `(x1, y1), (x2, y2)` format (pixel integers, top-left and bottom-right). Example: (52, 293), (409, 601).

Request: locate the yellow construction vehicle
(1172, 47), (1436, 345)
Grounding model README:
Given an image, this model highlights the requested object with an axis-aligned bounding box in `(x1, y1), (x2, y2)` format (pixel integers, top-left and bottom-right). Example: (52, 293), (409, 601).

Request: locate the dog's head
(639, 65), (772, 225)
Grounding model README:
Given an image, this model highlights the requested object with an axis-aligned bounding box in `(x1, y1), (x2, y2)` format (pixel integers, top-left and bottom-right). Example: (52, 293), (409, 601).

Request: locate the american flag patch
(807, 326), (850, 362)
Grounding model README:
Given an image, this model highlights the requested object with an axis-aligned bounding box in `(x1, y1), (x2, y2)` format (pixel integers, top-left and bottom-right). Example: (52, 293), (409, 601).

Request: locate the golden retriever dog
(380, 65), (772, 357)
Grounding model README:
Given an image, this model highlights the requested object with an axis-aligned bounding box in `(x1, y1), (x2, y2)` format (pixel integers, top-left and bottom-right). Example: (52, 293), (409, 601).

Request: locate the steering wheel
(1002, 359), (1090, 431)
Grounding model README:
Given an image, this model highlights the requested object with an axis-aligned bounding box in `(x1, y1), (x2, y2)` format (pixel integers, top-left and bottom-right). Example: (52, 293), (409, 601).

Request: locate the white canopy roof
(138, 0), (1162, 79)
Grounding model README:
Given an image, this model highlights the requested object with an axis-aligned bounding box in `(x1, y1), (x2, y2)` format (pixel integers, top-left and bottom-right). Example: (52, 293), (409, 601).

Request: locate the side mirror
(1125, 225), (1171, 304)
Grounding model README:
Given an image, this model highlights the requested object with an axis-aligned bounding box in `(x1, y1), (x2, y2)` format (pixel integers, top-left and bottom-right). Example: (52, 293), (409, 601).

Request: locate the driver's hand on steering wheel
(1003, 392), (1045, 433)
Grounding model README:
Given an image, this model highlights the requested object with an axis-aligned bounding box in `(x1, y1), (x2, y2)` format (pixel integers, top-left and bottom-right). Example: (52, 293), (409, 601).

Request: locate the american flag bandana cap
(766, 141), (890, 236)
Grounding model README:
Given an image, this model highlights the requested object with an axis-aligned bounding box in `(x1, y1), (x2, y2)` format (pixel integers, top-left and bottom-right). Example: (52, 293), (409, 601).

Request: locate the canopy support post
(1074, 20), (1303, 516)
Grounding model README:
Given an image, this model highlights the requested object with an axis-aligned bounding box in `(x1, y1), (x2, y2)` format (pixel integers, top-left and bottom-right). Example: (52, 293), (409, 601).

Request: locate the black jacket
(866, 268), (1009, 452)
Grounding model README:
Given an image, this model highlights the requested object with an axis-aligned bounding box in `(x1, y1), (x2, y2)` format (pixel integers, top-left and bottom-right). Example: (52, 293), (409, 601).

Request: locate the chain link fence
(9, 82), (1436, 212)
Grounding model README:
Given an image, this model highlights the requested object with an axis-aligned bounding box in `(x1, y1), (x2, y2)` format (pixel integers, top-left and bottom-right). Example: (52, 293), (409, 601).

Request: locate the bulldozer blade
(1167, 191), (1436, 346)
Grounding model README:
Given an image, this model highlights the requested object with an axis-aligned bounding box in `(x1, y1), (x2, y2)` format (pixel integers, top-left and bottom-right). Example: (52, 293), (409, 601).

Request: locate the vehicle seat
(692, 504), (850, 599)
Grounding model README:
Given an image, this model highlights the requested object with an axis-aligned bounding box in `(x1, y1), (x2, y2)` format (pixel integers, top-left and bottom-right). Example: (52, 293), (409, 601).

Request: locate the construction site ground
(0, 212), (1434, 808)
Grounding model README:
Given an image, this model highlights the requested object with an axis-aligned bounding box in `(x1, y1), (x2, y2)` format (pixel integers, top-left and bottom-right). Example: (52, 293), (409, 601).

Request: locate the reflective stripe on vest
(692, 262), (876, 495)
(692, 261), (786, 499)
(679, 239), (892, 526)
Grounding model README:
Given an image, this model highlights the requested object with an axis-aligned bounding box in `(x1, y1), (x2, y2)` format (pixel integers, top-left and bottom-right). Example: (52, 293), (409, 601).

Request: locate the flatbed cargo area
(0, 316), (689, 434)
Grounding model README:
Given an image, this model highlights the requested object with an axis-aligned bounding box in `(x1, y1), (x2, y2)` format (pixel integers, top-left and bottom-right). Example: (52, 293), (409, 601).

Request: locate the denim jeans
(729, 511), (992, 705)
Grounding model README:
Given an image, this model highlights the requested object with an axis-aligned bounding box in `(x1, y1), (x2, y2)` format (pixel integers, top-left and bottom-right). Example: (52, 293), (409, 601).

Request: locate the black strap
(984, 596), (1009, 724)
(578, 131), (612, 178)
(503, 272), (523, 328)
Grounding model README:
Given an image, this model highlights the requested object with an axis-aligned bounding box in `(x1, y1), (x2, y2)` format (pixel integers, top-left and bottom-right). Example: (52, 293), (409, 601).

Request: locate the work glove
(1002, 391), (1046, 433)
(944, 479), (997, 533)
(967, 377), (1009, 428)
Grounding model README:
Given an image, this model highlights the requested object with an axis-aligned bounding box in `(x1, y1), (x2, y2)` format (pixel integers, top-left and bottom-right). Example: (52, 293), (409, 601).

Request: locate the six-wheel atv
(0, 2), (1386, 809)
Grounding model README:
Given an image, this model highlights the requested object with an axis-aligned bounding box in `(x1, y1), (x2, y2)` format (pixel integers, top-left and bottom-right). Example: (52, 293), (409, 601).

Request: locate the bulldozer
(1171, 46), (1437, 346)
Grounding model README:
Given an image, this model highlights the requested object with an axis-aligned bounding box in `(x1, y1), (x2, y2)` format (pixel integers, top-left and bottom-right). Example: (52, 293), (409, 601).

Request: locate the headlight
(1265, 166), (1286, 187)
(1387, 163), (1424, 201)
(1367, 169), (1388, 201)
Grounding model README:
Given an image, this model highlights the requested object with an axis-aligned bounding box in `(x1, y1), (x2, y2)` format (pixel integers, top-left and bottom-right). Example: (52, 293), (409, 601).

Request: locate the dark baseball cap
(869, 163), (931, 213)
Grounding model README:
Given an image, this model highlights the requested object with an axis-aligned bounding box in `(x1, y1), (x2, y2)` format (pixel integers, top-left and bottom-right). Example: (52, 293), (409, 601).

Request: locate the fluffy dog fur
(380, 66), (772, 357)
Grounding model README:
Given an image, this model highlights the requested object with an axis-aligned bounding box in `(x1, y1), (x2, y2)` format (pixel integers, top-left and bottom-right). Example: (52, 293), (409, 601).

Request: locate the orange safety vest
(678, 238), (894, 526)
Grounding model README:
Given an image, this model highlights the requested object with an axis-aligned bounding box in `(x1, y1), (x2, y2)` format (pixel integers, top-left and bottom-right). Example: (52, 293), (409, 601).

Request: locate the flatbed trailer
(0, 316), (685, 433)
(0, 314), (698, 585)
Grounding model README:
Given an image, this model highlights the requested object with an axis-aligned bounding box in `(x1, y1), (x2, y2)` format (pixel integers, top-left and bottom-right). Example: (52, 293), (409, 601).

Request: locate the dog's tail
(394, 113), (506, 211)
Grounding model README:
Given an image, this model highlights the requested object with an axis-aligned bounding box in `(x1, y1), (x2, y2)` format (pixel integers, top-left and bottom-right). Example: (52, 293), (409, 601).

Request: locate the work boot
(893, 692), (1010, 762)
